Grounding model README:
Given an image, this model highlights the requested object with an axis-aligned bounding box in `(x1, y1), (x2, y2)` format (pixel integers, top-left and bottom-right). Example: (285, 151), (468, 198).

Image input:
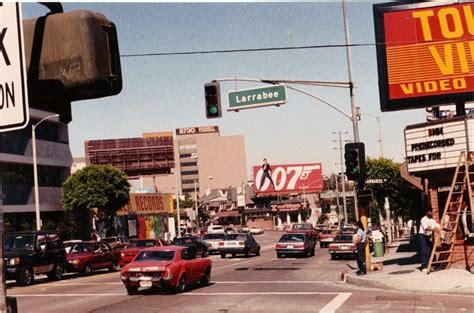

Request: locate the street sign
(365, 178), (387, 184)
(0, 2), (29, 132)
(228, 85), (287, 111)
(319, 191), (355, 198)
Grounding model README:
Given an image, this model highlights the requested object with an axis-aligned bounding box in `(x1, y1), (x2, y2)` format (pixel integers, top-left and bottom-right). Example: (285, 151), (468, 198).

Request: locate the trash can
(373, 241), (384, 257)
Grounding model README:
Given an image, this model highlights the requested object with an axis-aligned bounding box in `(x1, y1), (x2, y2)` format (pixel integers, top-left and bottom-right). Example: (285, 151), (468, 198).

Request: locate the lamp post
(361, 113), (384, 158)
(33, 114), (59, 231)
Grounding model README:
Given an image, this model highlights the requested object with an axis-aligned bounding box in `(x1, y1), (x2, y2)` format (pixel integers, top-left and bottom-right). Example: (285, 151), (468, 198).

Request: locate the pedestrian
(354, 220), (367, 275)
(418, 208), (438, 272)
(259, 158), (276, 190)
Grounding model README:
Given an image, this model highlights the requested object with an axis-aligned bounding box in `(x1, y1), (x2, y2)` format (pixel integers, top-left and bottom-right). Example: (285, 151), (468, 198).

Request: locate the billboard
(117, 193), (174, 216)
(253, 163), (323, 194)
(374, 1), (474, 112)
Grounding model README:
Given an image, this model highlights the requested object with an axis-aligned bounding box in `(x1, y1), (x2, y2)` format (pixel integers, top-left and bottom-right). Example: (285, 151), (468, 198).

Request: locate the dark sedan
(275, 233), (316, 258)
(171, 236), (208, 257)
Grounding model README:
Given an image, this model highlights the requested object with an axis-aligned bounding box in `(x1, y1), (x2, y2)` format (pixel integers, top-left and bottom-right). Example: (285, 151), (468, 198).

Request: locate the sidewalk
(345, 238), (474, 295)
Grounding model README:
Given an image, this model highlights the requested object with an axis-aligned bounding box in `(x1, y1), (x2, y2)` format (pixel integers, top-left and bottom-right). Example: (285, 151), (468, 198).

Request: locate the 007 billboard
(253, 163), (323, 194)
(373, 1), (474, 112)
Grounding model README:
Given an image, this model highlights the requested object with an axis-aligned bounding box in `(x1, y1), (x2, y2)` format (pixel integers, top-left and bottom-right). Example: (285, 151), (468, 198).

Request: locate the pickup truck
(286, 223), (318, 241)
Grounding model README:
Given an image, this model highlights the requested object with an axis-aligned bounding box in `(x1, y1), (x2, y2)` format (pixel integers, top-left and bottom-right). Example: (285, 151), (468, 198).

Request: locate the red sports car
(66, 241), (121, 275)
(119, 239), (168, 267)
(120, 246), (212, 295)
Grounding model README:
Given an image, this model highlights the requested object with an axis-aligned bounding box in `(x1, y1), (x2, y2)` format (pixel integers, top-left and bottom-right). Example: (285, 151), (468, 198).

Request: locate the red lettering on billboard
(252, 163), (323, 194)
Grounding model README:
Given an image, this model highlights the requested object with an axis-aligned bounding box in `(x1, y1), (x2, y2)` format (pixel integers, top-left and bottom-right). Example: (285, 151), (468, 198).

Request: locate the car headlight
(70, 259), (80, 265)
(8, 258), (20, 266)
(121, 253), (125, 257)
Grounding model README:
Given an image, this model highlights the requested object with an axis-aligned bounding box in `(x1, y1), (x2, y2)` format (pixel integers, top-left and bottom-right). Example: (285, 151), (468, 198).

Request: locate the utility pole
(337, 132), (348, 225)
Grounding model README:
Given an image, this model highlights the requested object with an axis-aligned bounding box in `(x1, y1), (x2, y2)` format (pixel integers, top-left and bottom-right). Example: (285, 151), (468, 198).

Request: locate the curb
(344, 272), (474, 296)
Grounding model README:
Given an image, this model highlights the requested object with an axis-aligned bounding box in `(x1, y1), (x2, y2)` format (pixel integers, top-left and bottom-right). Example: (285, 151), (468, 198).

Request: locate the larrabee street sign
(0, 2), (29, 132)
(228, 85), (287, 111)
(373, 1), (474, 112)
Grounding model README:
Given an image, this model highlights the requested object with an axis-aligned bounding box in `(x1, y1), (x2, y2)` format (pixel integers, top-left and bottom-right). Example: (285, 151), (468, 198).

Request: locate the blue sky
(23, 1), (425, 175)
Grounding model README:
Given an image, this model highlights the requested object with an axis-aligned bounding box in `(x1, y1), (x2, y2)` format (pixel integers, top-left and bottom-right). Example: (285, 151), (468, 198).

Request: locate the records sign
(373, 1), (474, 112)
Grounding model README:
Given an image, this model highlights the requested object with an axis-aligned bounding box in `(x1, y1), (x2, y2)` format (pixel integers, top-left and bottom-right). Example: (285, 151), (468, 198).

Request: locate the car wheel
(277, 253), (283, 258)
(81, 263), (92, 276)
(126, 286), (139, 295)
(47, 262), (64, 281)
(330, 254), (337, 260)
(311, 247), (315, 256)
(231, 253), (236, 258)
(244, 249), (250, 258)
(256, 247), (261, 256)
(201, 250), (207, 258)
(176, 275), (187, 293)
(200, 267), (211, 286)
(220, 253), (226, 259)
(109, 260), (119, 272)
(16, 265), (34, 286)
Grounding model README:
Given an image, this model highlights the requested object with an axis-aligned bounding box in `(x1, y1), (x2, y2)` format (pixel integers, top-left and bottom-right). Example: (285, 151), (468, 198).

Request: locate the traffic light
(204, 82), (222, 119)
(344, 142), (366, 182)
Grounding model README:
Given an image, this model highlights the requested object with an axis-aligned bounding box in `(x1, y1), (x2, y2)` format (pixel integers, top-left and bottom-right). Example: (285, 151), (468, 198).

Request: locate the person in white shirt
(419, 208), (438, 272)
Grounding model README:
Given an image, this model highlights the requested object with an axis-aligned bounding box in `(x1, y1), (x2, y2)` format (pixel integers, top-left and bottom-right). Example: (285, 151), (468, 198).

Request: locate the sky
(22, 1), (426, 176)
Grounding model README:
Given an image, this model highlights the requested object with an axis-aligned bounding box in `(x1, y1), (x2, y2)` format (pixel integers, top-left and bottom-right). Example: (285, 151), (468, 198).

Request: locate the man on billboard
(259, 158), (275, 190)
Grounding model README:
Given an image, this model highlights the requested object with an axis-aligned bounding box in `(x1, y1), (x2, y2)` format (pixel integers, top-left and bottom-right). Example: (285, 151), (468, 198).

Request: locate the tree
(62, 165), (130, 239)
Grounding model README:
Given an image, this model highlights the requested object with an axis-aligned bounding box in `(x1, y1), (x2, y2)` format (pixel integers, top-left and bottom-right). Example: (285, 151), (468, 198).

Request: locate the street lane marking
(213, 281), (330, 284)
(48, 282), (122, 286)
(181, 292), (343, 295)
(319, 293), (352, 313)
(13, 293), (127, 297)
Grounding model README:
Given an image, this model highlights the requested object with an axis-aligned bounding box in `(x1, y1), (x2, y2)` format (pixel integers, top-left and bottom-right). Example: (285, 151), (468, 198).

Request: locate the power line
(120, 43), (376, 58)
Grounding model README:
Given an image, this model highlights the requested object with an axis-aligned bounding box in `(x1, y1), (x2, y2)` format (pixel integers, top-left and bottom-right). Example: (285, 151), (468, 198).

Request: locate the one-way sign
(0, 2), (29, 132)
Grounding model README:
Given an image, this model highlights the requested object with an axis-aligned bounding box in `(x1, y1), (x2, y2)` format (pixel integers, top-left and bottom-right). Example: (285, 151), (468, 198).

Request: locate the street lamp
(360, 112), (384, 158)
(33, 113), (59, 230)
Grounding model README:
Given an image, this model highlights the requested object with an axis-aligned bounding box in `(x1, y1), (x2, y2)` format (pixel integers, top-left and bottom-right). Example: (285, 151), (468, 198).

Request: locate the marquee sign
(374, 1), (474, 111)
(117, 193), (173, 216)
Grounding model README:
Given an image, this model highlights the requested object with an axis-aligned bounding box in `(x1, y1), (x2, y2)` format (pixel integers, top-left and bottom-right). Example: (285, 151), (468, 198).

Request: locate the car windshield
(334, 235), (353, 242)
(279, 234), (305, 242)
(70, 243), (93, 253)
(130, 240), (157, 248)
(224, 234), (246, 241)
(293, 224), (311, 230)
(210, 226), (223, 230)
(135, 250), (175, 261)
(203, 234), (225, 240)
(4, 234), (35, 251)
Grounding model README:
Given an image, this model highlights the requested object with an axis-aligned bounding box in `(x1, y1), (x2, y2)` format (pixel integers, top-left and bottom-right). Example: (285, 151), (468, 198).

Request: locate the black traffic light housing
(204, 82), (222, 119)
(344, 142), (367, 183)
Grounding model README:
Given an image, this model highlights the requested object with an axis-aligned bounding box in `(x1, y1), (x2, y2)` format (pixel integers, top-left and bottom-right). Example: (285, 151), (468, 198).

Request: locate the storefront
(117, 193), (174, 240)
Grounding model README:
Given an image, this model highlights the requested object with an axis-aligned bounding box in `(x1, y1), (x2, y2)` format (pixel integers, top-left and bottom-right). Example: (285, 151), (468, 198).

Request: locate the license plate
(341, 246), (349, 250)
(227, 242), (237, 246)
(287, 245), (294, 249)
(139, 280), (152, 287)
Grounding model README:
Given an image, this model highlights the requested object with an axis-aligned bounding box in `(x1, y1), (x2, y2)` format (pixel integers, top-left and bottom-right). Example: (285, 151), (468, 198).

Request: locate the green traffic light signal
(208, 105), (218, 115)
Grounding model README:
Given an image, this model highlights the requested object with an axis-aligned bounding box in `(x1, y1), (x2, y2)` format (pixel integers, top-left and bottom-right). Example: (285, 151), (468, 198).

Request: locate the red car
(287, 223), (318, 241)
(319, 229), (338, 248)
(66, 241), (121, 275)
(119, 239), (168, 267)
(120, 246), (212, 295)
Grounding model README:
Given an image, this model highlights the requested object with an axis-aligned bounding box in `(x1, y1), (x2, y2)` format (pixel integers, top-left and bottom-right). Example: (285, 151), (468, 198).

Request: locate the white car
(207, 225), (226, 234)
(202, 233), (226, 254)
(249, 227), (264, 235)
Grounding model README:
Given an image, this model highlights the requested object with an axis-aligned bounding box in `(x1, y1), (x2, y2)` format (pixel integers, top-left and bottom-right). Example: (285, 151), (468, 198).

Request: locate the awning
(213, 210), (240, 218)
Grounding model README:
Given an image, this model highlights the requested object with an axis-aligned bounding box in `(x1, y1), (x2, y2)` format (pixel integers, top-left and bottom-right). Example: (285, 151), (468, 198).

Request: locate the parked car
(103, 236), (129, 250)
(120, 246), (212, 295)
(328, 233), (357, 260)
(64, 240), (82, 253)
(319, 229), (338, 248)
(202, 233), (226, 254)
(239, 226), (250, 233)
(171, 236), (208, 257)
(119, 239), (168, 267)
(207, 225), (225, 234)
(66, 241), (121, 275)
(219, 233), (260, 258)
(275, 233), (316, 258)
(4, 231), (66, 286)
(287, 223), (318, 241)
(249, 227), (264, 235)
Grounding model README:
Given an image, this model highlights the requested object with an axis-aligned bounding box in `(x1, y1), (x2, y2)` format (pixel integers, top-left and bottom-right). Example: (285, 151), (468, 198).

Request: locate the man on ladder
(419, 208), (439, 273)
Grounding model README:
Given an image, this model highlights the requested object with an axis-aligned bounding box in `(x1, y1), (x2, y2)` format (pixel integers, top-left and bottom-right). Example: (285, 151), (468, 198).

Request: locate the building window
(181, 170), (199, 176)
(180, 162), (197, 167)
(183, 187), (200, 193)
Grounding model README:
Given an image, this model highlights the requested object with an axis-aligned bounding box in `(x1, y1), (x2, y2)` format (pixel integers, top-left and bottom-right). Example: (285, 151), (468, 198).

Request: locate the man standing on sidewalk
(354, 221), (366, 275)
(419, 208), (438, 272)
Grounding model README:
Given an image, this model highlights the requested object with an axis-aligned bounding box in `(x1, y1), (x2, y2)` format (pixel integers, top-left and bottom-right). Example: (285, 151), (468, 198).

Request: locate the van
(207, 225), (225, 234)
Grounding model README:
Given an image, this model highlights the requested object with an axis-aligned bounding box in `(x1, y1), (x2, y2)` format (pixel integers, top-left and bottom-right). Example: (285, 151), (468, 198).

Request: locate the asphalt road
(7, 232), (474, 312)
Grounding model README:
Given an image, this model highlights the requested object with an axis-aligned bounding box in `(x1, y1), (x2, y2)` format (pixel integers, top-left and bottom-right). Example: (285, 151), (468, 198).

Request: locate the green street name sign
(228, 85), (287, 111)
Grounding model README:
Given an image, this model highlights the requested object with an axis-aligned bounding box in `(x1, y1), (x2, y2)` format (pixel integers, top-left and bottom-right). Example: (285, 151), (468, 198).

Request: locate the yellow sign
(117, 193), (174, 216)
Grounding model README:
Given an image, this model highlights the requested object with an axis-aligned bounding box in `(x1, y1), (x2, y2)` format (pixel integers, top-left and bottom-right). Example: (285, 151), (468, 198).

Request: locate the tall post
(376, 116), (384, 158)
(338, 132), (348, 225)
(194, 179), (199, 229)
(242, 182), (247, 226)
(0, 181), (7, 312)
(175, 170), (181, 238)
(32, 125), (41, 231)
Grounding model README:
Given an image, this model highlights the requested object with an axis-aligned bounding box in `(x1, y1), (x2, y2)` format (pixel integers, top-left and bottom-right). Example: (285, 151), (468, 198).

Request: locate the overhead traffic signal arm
(204, 82), (222, 119)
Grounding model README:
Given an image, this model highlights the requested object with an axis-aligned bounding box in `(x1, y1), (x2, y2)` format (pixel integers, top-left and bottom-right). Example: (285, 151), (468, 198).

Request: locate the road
(7, 232), (473, 312)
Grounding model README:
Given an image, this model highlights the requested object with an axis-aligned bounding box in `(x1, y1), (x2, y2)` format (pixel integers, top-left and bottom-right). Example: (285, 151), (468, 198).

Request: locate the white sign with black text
(0, 2), (29, 132)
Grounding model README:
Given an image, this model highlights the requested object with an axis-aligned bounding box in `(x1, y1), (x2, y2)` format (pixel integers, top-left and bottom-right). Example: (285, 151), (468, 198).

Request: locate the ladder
(427, 151), (473, 273)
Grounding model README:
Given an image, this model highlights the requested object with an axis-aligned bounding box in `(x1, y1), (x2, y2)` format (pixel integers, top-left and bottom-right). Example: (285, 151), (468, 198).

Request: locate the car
(202, 233), (226, 254)
(328, 233), (357, 260)
(64, 240), (82, 253)
(239, 226), (250, 233)
(103, 236), (129, 250)
(4, 231), (66, 286)
(119, 239), (168, 267)
(287, 223), (318, 241)
(219, 233), (260, 258)
(319, 229), (338, 248)
(275, 233), (316, 258)
(207, 225), (226, 234)
(66, 241), (121, 275)
(120, 246), (212, 295)
(171, 236), (208, 257)
(249, 226), (264, 235)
